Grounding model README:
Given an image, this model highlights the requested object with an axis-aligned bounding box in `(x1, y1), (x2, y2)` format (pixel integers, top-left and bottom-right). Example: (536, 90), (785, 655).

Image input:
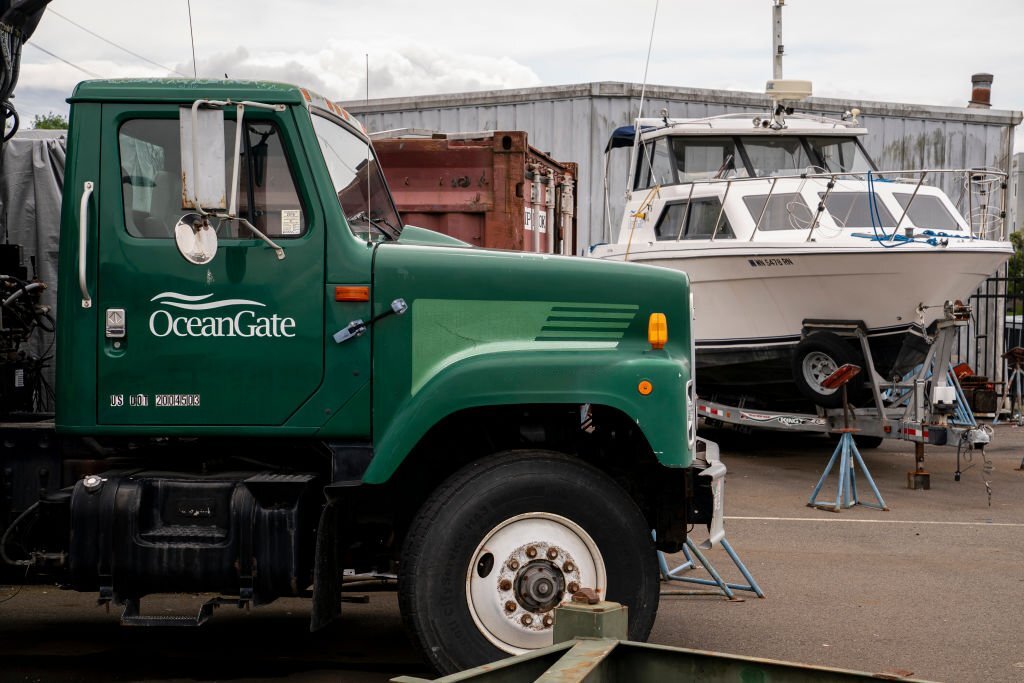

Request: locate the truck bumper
(695, 437), (726, 549)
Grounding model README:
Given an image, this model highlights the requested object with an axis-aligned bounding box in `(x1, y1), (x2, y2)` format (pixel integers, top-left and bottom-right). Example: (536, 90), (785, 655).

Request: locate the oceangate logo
(148, 292), (297, 338)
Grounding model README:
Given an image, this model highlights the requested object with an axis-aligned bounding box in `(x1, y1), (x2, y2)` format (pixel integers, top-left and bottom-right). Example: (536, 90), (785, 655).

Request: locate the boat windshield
(742, 138), (816, 176)
(668, 136), (750, 183)
(806, 137), (874, 174)
(634, 134), (878, 188)
(310, 111), (402, 240)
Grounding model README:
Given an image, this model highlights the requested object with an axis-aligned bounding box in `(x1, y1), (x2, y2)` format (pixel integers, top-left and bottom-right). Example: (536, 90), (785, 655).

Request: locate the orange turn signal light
(638, 380), (653, 395)
(648, 313), (667, 349)
(335, 286), (369, 302)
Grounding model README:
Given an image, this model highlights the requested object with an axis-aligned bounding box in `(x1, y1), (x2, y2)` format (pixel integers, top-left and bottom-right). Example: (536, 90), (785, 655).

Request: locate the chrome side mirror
(179, 105), (227, 212)
(174, 213), (218, 264)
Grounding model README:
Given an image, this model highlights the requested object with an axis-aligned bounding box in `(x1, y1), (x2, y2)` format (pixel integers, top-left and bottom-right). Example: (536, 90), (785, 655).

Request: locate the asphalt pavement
(2, 424), (1022, 682)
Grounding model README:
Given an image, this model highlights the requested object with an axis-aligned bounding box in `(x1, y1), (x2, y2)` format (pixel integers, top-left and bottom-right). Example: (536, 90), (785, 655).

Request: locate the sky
(16, 0), (1024, 153)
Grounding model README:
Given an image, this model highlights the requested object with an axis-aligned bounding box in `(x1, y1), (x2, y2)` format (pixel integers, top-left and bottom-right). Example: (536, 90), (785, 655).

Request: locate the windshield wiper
(347, 211), (401, 240)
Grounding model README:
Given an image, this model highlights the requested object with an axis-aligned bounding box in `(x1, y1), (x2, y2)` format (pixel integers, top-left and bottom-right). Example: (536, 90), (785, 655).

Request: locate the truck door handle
(79, 181), (94, 309)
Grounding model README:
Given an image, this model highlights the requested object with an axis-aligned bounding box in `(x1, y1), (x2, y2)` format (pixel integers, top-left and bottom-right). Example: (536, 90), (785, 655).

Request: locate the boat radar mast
(765, 0), (811, 128)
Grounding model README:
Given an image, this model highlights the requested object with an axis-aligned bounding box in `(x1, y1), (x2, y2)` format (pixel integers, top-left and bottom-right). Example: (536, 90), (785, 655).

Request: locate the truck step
(120, 596), (246, 627)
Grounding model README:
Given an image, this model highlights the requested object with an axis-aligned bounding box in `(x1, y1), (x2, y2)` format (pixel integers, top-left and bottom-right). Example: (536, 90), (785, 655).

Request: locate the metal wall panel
(343, 82), (1021, 254)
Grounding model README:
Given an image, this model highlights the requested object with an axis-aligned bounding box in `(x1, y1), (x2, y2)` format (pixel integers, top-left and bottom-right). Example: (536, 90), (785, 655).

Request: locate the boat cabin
(602, 114), (984, 250)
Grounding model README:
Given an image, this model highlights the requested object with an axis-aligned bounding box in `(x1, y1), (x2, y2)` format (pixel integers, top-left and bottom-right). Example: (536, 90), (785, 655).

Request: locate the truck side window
(118, 118), (306, 239)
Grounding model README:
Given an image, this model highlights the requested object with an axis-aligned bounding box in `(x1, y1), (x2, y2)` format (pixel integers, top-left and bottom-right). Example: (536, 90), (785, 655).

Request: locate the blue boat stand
(657, 536), (765, 599)
(808, 429), (888, 512)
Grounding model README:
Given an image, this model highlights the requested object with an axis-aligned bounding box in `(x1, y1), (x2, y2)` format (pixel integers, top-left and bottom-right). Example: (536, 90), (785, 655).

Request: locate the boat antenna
(365, 53), (371, 231)
(624, 0), (660, 201)
(765, 0), (811, 129)
(773, 0), (784, 79)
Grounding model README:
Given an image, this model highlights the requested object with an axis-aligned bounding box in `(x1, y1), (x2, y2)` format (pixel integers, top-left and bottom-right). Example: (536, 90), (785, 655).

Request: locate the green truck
(0, 79), (722, 674)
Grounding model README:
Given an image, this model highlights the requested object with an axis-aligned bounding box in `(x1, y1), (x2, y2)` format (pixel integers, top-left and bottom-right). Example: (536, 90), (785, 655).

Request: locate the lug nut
(546, 547), (558, 560)
(507, 559), (519, 571)
(526, 546), (537, 558)
(499, 579), (512, 591)
(543, 615), (553, 628)
(521, 614), (534, 626)
(567, 581), (579, 594)
(563, 561), (575, 573)
(504, 601), (517, 613)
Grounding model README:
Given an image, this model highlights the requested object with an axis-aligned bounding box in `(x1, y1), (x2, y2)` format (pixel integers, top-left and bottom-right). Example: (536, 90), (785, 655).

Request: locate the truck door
(95, 104), (325, 426)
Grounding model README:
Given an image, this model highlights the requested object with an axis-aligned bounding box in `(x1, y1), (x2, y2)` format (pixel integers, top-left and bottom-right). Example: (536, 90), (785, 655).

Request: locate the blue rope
(866, 170), (911, 249)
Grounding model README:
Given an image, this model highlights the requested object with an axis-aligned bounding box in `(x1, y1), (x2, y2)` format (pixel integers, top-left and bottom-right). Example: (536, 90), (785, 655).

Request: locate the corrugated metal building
(341, 81), (1021, 253)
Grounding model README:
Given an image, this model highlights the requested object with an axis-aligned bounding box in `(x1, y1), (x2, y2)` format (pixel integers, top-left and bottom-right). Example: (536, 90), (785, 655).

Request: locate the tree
(31, 112), (68, 130)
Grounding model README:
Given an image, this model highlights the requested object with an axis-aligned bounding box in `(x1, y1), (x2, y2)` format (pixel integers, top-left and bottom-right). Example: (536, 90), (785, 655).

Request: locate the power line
(49, 9), (190, 78)
(27, 43), (102, 79)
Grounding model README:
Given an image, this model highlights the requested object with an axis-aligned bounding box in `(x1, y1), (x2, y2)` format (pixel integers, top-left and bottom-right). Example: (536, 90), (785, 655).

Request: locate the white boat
(591, 110), (1012, 409)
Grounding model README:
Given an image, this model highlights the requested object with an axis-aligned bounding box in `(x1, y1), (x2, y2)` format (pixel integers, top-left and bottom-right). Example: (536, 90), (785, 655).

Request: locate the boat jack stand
(809, 364), (888, 511)
(658, 537), (765, 600)
(808, 429), (889, 511)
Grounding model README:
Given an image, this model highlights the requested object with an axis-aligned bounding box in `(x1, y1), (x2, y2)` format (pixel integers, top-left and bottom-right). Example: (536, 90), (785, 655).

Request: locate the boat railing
(655, 167), (1008, 243)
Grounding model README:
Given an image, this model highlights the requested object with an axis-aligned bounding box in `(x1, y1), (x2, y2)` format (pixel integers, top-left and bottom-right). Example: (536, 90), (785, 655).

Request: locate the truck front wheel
(398, 450), (658, 674)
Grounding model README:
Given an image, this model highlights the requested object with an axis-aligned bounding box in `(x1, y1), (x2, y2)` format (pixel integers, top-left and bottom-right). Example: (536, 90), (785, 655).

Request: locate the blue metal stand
(808, 431), (888, 512)
(658, 537), (765, 599)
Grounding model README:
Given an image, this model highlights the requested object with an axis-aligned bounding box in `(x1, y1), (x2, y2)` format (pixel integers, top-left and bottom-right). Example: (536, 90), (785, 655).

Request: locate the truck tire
(792, 332), (867, 409)
(398, 450), (658, 675)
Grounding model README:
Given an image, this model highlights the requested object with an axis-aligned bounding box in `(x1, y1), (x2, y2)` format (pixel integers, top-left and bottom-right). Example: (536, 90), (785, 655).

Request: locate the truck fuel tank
(67, 471), (319, 603)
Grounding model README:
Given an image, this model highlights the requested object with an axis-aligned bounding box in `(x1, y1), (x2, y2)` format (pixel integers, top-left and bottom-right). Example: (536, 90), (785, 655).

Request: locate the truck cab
(4, 79), (721, 674)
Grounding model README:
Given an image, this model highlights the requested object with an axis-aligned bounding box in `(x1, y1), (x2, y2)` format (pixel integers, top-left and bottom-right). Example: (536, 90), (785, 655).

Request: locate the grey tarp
(0, 130), (67, 402)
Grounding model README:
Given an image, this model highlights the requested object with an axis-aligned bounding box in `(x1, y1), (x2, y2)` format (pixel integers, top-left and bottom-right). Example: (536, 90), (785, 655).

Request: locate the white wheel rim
(465, 512), (606, 654)
(802, 350), (839, 396)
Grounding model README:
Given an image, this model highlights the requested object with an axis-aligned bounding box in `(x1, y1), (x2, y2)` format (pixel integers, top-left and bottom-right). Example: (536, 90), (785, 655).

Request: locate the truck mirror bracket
(181, 99), (288, 263)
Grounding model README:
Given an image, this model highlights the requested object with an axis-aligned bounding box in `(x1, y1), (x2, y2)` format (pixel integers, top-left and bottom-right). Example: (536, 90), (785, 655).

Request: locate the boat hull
(599, 243), (1011, 408)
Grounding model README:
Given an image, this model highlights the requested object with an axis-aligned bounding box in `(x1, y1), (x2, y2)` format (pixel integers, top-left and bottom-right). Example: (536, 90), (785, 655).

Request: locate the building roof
(339, 81), (1022, 127)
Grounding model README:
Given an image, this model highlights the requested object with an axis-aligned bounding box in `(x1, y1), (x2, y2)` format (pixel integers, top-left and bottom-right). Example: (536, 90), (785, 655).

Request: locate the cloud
(177, 46), (333, 94)
(181, 42), (542, 101)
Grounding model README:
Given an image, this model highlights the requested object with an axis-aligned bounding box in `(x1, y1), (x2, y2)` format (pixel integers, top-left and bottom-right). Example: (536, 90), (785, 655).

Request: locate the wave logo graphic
(149, 292), (296, 339)
(151, 291), (267, 311)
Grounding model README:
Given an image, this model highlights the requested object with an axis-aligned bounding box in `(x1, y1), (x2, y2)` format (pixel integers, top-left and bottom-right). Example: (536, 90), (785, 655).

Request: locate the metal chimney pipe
(968, 73), (993, 109)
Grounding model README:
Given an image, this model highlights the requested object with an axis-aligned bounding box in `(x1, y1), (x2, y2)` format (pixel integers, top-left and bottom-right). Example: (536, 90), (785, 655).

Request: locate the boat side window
(742, 193), (813, 230)
(892, 193), (961, 231)
(806, 136), (874, 174)
(633, 139), (675, 189)
(669, 136), (746, 182)
(818, 192), (896, 228)
(742, 137), (815, 176)
(655, 197), (734, 240)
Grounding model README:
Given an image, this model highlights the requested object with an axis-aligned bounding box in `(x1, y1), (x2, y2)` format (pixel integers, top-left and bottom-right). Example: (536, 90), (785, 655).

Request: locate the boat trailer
(696, 301), (993, 487)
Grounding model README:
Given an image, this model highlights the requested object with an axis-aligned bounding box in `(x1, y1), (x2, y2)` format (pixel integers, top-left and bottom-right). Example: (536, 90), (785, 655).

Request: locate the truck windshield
(310, 111), (402, 240)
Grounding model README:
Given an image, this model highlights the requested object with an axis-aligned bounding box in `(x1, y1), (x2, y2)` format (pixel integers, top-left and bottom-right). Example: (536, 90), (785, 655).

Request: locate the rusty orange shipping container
(371, 130), (578, 254)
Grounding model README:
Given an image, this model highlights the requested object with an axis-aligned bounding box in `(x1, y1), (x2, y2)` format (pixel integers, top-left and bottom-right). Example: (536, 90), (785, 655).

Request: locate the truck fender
(363, 348), (692, 484)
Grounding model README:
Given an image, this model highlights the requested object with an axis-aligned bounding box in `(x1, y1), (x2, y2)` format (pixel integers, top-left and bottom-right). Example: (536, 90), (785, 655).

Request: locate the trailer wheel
(792, 332), (867, 409)
(398, 450), (658, 675)
(856, 435), (884, 449)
